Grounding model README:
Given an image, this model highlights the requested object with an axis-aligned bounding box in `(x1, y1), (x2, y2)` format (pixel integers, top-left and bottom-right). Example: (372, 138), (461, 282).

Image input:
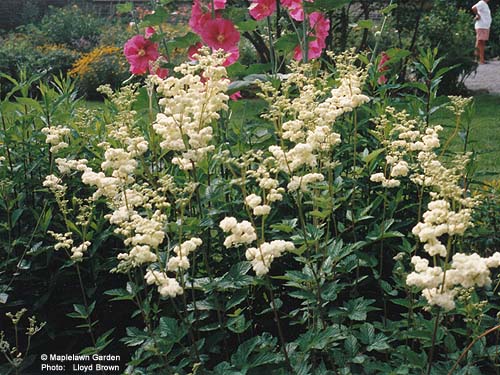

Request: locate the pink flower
(124, 35), (160, 75)
(188, 42), (204, 61)
(280, 0), (313, 21)
(249, 0), (277, 20)
(223, 45), (240, 66)
(189, 0), (211, 35)
(293, 12), (330, 61)
(145, 26), (156, 39)
(293, 39), (324, 61)
(200, 18), (240, 51)
(230, 91), (242, 101)
(214, 0), (227, 10)
(377, 52), (390, 84)
(309, 12), (329, 41)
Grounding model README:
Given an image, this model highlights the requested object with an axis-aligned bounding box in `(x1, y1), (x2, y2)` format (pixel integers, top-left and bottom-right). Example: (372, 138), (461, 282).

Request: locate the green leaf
(343, 297), (376, 321)
(274, 34), (300, 53)
(381, 3), (398, 14)
(366, 334), (390, 352)
(359, 323), (375, 345)
(122, 327), (149, 347)
(236, 20), (258, 32)
(139, 7), (168, 27)
(166, 32), (200, 49)
(363, 148), (384, 165)
(231, 337), (260, 368)
(304, 0), (351, 11)
(225, 289), (249, 311)
(104, 288), (134, 301)
(344, 335), (359, 358)
(116, 2), (133, 14)
(159, 317), (187, 343)
(357, 20), (373, 29)
(72, 304), (88, 318)
(227, 314), (251, 334)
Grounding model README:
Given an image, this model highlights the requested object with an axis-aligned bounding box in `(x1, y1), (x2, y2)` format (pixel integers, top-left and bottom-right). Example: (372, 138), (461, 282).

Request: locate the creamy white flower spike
(41, 126), (71, 153)
(245, 240), (295, 276)
(219, 217), (257, 248)
(152, 49), (230, 170)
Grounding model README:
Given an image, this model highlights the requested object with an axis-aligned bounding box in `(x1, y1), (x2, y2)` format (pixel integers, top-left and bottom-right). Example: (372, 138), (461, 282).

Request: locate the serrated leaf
(158, 317), (187, 343)
(344, 335), (359, 358)
(227, 314), (251, 334)
(344, 297), (376, 321)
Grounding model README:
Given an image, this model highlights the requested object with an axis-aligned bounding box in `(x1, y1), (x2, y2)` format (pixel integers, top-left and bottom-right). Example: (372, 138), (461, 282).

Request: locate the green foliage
(37, 5), (105, 51)
(1, 2), (500, 375)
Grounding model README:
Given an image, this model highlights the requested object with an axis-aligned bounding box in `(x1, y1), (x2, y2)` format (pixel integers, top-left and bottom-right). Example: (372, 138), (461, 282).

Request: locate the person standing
(472, 0), (492, 64)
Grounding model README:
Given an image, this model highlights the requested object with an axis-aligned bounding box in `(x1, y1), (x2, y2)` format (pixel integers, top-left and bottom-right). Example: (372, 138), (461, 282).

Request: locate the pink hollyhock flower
(293, 12), (330, 61)
(145, 26), (156, 39)
(293, 39), (324, 61)
(249, 0), (277, 20)
(377, 52), (390, 84)
(309, 12), (329, 40)
(200, 18), (240, 51)
(230, 91), (242, 101)
(214, 0), (226, 10)
(124, 35), (160, 75)
(188, 42), (204, 61)
(189, 0), (211, 35)
(223, 45), (240, 66)
(280, 0), (312, 21)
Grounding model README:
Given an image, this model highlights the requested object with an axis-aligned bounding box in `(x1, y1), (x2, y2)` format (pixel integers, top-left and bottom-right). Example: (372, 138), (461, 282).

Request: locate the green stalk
(267, 16), (277, 76)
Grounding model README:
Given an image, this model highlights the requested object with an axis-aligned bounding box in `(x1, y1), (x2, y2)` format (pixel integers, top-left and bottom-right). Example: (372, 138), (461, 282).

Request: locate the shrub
(37, 5), (105, 51)
(69, 45), (129, 99)
(419, 3), (477, 94)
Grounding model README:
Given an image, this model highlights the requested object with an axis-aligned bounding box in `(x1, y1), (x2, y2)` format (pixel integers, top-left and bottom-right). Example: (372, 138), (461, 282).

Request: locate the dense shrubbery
(1, 1), (500, 375)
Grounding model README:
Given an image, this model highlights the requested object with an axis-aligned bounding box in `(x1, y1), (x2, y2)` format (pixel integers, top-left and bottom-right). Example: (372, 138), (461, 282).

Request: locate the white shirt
(473, 0), (492, 29)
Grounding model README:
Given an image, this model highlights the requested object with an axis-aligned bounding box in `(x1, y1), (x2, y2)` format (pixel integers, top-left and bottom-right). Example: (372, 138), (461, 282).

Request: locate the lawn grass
(431, 94), (500, 182)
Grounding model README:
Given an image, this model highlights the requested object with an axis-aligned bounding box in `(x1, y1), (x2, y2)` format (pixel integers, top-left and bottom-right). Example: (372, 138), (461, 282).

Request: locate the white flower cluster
(48, 231), (73, 251)
(71, 241), (91, 261)
(152, 49), (230, 170)
(43, 175), (66, 194)
(407, 252), (500, 310)
(412, 199), (472, 257)
(219, 217), (257, 248)
(245, 240), (295, 276)
(315, 50), (370, 125)
(47, 231), (90, 261)
(55, 158), (88, 174)
(370, 108), (444, 188)
(167, 237), (203, 272)
(287, 173), (325, 192)
(41, 126), (71, 153)
(144, 269), (183, 298)
(244, 193), (271, 216)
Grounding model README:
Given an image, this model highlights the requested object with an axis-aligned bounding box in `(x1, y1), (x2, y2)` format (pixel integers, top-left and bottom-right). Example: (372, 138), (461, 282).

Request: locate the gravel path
(463, 59), (500, 94)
